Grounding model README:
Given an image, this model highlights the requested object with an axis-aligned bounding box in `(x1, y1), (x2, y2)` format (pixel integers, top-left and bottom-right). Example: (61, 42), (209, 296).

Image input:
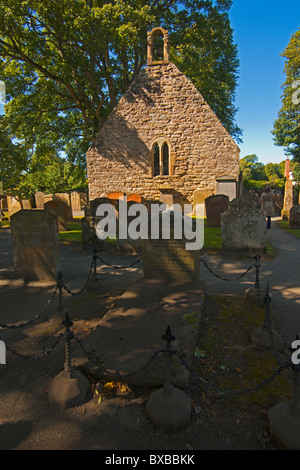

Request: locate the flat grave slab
(73, 278), (205, 387)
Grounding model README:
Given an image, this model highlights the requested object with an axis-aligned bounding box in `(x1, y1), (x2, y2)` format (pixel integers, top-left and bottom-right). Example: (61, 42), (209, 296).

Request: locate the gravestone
(44, 200), (72, 231)
(159, 185), (174, 207)
(35, 191), (45, 209)
(205, 194), (229, 227)
(82, 197), (114, 249)
(274, 192), (284, 216)
(221, 197), (266, 254)
(70, 191), (85, 218)
(289, 205), (300, 229)
(142, 211), (200, 281)
(282, 180), (294, 220)
(193, 189), (212, 216)
(11, 210), (60, 281)
(7, 196), (22, 215)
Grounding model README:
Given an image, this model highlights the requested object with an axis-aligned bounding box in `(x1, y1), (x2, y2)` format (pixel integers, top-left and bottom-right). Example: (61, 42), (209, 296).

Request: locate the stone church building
(86, 27), (240, 207)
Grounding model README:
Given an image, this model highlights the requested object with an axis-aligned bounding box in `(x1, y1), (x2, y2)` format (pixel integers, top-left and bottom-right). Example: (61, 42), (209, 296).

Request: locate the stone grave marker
(193, 189), (212, 216)
(35, 191), (45, 209)
(282, 179), (294, 220)
(7, 196), (22, 215)
(10, 210), (60, 281)
(44, 200), (72, 231)
(142, 210), (200, 281)
(82, 197), (115, 249)
(289, 205), (300, 229)
(221, 197), (266, 254)
(205, 194), (229, 227)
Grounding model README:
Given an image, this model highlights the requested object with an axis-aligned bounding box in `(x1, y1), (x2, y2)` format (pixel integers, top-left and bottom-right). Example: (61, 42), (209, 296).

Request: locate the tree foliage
(0, 0), (242, 194)
(272, 28), (300, 162)
(239, 154), (266, 181)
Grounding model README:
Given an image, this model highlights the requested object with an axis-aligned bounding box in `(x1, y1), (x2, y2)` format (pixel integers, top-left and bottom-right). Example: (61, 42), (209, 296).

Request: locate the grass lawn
(277, 220), (300, 240)
(59, 220), (82, 243)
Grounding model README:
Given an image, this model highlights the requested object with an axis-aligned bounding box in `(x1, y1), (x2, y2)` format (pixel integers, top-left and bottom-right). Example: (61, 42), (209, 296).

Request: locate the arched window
(153, 33), (164, 62)
(153, 143), (160, 176)
(152, 141), (170, 177)
(147, 27), (170, 66)
(162, 142), (169, 176)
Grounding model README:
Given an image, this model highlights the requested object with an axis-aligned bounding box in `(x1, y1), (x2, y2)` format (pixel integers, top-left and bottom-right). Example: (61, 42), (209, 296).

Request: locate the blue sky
(229, 0), (300, 165)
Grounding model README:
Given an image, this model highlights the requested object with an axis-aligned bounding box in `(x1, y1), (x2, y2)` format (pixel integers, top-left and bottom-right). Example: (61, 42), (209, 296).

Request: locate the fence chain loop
(0, 285), (58, 329)
(96, 255), (142, 270)
(200, 258), (254, 281)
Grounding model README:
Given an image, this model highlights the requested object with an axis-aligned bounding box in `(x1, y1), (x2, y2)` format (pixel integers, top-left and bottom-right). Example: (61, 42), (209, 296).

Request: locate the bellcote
(147, 27), (170, 66)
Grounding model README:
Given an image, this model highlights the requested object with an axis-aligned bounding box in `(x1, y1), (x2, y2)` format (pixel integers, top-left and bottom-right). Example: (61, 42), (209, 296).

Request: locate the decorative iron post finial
(162, 325), (175, 347)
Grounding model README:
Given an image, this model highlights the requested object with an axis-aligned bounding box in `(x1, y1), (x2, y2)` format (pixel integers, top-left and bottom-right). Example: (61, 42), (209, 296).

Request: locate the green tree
(239, 154), (266, 181)
(272, 28), (300, 161)
(264, 162), (280, 181)
(0, 0), (242, 192)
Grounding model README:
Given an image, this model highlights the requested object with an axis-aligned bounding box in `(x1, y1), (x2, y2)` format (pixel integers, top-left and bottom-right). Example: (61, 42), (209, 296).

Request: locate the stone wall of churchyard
(86, 62), (240, 205)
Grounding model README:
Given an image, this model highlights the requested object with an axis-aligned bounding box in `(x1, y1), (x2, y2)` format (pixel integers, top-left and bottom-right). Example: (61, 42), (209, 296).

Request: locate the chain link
(0, 286), (58, 329)
(62, 256), (95, 296)
(2, 332), (64, 360)
(97, 255), (142, 269)
(200, 258), (254, 281)
(73, 333), (164, 379)
(173, 349), (291, 396)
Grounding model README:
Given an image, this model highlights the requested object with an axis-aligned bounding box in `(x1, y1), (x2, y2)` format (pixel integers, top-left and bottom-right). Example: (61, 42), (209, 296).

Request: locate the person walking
(261, 184), (275, 229)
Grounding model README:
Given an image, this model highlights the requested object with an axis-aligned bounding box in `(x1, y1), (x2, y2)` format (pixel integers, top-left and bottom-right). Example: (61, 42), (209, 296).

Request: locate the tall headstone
(282, 179), (294, 221)
(221, 197), (267, 254)
(142, 211), (200, 281)
(11, 210), (60, 281)
(35, 191), (45, 209)
(205, 194), (229, 228)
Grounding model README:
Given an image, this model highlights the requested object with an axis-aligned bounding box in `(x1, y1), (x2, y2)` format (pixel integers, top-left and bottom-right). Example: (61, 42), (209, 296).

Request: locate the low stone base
(251, 327), (283, 352)
(85, 276), (102, 291)
(146, 385), (191, 431)
(47, 368), (90, 409)
(245, 286), (264, 305)
(268, 401), (300, 450)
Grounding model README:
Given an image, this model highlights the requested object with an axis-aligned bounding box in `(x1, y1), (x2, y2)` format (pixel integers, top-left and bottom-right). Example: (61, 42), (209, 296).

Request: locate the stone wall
(87, 62), (240, 205)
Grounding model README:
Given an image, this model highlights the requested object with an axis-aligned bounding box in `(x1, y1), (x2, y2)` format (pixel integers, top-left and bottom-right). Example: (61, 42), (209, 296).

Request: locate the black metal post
(92, 247), (97, 278)
(254, 251), (261, 290)
(62, 312), (74, 373)
(262, 282), (272, 333)
(57, 271), (64, 312)
(162, 326), (175, 397)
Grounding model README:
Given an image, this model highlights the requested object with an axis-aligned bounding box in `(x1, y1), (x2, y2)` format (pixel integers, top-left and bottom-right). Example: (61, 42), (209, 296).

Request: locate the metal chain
(200, 258), (254, 281)
(96, 255), (142, 270)
(173, 349), (291, 396)
(0, 286), (58, 329)
(62, 256), (94, 296)
(73, 333), (164, 379)
(2, 332), (64, 360)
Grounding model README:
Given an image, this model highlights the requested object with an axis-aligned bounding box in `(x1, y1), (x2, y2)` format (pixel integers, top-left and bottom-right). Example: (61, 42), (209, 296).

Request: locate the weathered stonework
(87, 50), (240, 205)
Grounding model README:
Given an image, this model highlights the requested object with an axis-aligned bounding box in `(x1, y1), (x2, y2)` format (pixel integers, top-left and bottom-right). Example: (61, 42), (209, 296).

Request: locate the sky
(229, 0), (300, 165)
